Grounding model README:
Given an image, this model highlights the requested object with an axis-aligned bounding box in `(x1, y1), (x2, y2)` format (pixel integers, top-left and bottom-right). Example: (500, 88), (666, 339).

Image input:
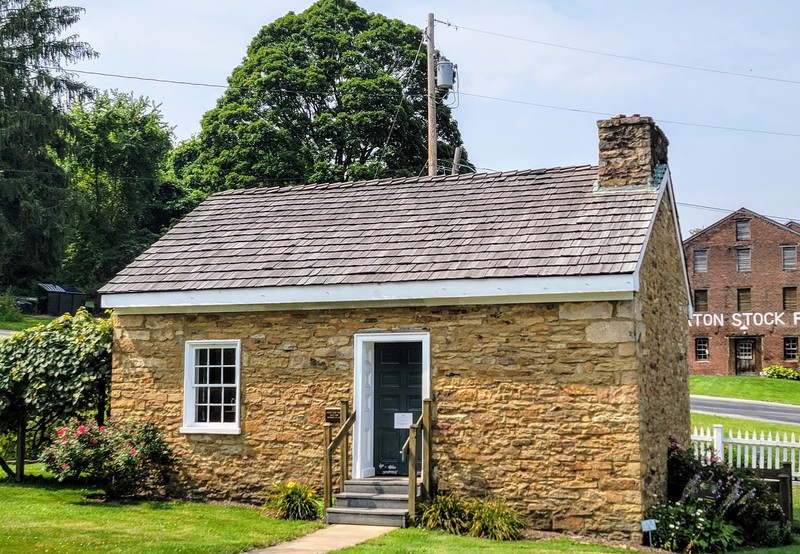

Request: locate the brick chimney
(597, 115), (668, 188)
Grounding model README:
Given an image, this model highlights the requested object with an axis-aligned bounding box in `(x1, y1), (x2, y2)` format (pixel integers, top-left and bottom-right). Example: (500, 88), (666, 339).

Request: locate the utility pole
(426, 13), (436, 177)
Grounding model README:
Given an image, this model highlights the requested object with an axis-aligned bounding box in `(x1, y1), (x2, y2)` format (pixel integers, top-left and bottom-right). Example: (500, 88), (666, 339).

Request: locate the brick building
(684, 209), (800, 374)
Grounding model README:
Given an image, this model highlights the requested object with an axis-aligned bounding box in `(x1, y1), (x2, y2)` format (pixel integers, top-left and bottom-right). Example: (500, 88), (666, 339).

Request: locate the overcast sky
(67, 1), (800, 236)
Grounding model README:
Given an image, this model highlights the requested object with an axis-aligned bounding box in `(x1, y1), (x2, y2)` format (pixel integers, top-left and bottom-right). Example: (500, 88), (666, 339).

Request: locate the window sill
(180, 426), (241, 435)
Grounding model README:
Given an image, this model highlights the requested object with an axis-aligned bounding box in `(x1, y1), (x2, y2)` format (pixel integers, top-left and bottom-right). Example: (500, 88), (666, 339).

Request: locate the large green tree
(187, 0), (471, 192)
(0, 0), (95, 290)
(61, 90), (179, 291)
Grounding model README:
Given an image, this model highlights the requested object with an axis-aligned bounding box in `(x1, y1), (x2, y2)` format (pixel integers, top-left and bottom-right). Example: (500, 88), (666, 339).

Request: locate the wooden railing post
(323, 423), (333, 521)
(422, 399), (432, 500)
(340, 400), (349, 491)
(407, 423), (418, 522)
(779, 461), (793, 523)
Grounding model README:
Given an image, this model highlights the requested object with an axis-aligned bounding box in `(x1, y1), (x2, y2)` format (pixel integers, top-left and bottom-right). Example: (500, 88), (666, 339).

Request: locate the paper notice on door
(394, 412), (413, 429)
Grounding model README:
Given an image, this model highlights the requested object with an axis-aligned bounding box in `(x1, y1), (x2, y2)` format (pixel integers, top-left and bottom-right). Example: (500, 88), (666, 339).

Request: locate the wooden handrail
(323, 400), (356, 521)
(400, 398), (432, 522)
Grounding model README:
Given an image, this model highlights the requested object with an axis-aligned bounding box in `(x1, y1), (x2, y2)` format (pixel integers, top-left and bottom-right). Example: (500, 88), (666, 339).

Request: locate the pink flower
(61, 463), (69, 470)
(91, 439), (98, 445)
(99, 426), (106, 431)
(56, 429), (66, 436)
(60, 439), (68, 444)
(129, 448), (137, 454)
(172, 451), (178, 457)
(76, 426), (87, 434)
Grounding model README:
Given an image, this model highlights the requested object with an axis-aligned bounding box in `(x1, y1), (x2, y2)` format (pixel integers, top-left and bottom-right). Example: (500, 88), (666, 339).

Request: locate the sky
(66, 1), (800, 237)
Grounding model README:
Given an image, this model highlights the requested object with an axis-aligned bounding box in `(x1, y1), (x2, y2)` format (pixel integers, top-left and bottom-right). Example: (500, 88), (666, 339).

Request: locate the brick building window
(735, 220), (751, 240)
(695, 338), (709, 361)
(784, 337), (798, 361)
(784, 287), (798, 311)
(737, 288), (751, 312)
(736, 248), (751, 272)
(693, 289), (708, 312)
(781, 245), (797, 270)
(693, 249), (708, 273)
(181, 340), (241, 434)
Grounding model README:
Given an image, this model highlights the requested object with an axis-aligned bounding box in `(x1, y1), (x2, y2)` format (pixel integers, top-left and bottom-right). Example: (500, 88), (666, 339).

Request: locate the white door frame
(352, 331), (431, 478)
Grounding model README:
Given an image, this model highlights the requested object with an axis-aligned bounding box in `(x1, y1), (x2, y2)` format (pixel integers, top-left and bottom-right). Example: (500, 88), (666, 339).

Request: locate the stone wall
(112, 299), (646, 539)
(635, 191), (691, 517)
(597, 116), (669, 189)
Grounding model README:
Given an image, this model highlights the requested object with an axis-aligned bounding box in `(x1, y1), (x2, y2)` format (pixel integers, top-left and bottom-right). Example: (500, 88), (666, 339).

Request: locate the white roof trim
(103, 273), (638, 314)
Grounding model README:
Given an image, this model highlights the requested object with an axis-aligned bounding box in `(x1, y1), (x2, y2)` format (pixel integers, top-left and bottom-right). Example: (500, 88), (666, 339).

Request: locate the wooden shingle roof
(100, 166), (661, 294)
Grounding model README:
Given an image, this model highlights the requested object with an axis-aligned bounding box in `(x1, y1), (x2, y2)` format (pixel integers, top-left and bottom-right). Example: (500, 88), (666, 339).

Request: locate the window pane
(198, 349), (208, 365)
(196, 387), (208, 404)
(223, 406), (236, 423)
(694, 290), (708, 312)
(693, 249), (708, 273)
(196, 406), (208, 423)
(736, 220), (750, 240)
(736, 248), (751, 272)
(784, 287), (797, 311)
(737, 288), (751, 312)
(210, 348), (222, 365)
(223, 348), (236, 365)
(209, 406), (222, 422)
(195, 367), (207, 384)
(782, 246), (797, 270)
(223, 366), (235, 384)
(223, 387), (236, 404)
(209, 387), (222, 404)
(209, 366), (222, 384)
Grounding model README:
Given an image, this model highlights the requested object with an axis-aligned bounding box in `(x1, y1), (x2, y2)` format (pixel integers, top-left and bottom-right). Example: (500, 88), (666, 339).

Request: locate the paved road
(691, 395), (800, 426)
(0, 329), (13, 338)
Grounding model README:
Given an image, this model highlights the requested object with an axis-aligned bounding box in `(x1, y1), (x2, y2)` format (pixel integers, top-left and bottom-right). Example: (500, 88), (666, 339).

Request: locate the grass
(690, 375), (800, 405)
(0, 471), (321, 554)
(0, 314), (52, 332)
(332, 528), (637, 553)
(691, 412), (800, 438)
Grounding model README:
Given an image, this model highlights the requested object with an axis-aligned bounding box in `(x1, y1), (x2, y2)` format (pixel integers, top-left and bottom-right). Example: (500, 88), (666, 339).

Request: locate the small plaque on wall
(325, 408), (341, 424)
(394, 412), (413, 429)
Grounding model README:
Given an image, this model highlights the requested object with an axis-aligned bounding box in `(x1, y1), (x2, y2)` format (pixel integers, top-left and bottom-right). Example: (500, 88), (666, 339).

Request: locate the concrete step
(342, 478), (416, 496)
(326, 506), (408, 527)
(335, 491), (408, 510)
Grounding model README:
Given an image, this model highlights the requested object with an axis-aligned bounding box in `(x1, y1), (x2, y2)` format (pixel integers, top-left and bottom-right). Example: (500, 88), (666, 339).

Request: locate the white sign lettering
(690, 311), (800, 328)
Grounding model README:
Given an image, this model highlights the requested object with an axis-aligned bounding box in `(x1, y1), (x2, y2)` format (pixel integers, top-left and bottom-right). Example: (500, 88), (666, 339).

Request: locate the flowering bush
(264, 481), (321, 520)
(762, 364), (799, 380)
(651, 440), (791, 551)
(40, 420), (177, 499)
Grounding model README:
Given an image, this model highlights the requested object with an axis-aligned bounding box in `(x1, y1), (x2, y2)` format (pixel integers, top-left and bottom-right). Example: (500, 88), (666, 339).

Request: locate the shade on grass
(0, 476), (320, 554)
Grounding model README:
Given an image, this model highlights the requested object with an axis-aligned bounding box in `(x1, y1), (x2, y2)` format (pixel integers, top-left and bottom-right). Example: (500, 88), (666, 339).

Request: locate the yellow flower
(287, 481), (296, 489)
(307, 491), (313, 499)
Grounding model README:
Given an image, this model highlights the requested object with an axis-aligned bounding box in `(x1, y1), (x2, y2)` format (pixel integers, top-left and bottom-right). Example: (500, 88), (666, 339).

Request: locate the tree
(0, 309), (112, 481)
(0, 0), (95, 290)
(61, 90), (175, 292)
(187, 0), (471, 192)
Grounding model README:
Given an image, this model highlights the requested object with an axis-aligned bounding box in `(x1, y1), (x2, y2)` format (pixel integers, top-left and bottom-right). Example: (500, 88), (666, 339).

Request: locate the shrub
(649, 502), (742, 553)
(264, 481), (321, 520)
(0, 290), (22, 322)
(418, 493), (524, 541)
(467, 497), (525, 541)
(40, 420), (177, 499)
(762, 364), (799, 380)
(419, 493), (470, 535)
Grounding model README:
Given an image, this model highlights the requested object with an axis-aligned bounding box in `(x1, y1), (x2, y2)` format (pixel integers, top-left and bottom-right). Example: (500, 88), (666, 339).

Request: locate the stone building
(99, 115), (690, 540)
(684, 209), (800, 375)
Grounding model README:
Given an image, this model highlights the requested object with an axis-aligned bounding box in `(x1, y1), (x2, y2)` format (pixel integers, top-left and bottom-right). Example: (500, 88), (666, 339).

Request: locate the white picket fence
(691, 424), (800, 480)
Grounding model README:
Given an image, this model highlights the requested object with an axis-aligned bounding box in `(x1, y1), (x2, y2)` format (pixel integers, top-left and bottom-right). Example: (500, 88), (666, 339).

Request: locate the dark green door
(374, 342), (422, 476)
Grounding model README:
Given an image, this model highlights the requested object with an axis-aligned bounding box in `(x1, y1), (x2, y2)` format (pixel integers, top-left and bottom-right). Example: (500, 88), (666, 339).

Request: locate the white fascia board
(104, 273), (637, 314)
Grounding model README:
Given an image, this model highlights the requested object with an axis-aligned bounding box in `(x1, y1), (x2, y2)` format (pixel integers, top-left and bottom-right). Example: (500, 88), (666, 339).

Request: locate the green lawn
(0, 314), (52, 332)
(0, 474), (320, 554)
(332, 528), (637, 553)
(691, 412), (800, 438)
(690, 375), (800, 405)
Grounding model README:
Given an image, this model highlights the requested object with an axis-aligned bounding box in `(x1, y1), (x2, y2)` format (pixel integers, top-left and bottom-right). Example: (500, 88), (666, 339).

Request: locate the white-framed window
(781, 245), (797, 271)
(735, 248), (751, 272)
(181, 340), (241, 434)
(693, 249), (708, 273)
(785, 337), (798, 361)
(735, 220), (751, 241)
(695, 338), (709, 361)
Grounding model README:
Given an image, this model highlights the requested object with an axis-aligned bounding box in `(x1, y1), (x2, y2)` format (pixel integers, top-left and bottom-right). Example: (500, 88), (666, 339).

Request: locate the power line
(435, 19), (800, 86)
(677, 202), (796, 223)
